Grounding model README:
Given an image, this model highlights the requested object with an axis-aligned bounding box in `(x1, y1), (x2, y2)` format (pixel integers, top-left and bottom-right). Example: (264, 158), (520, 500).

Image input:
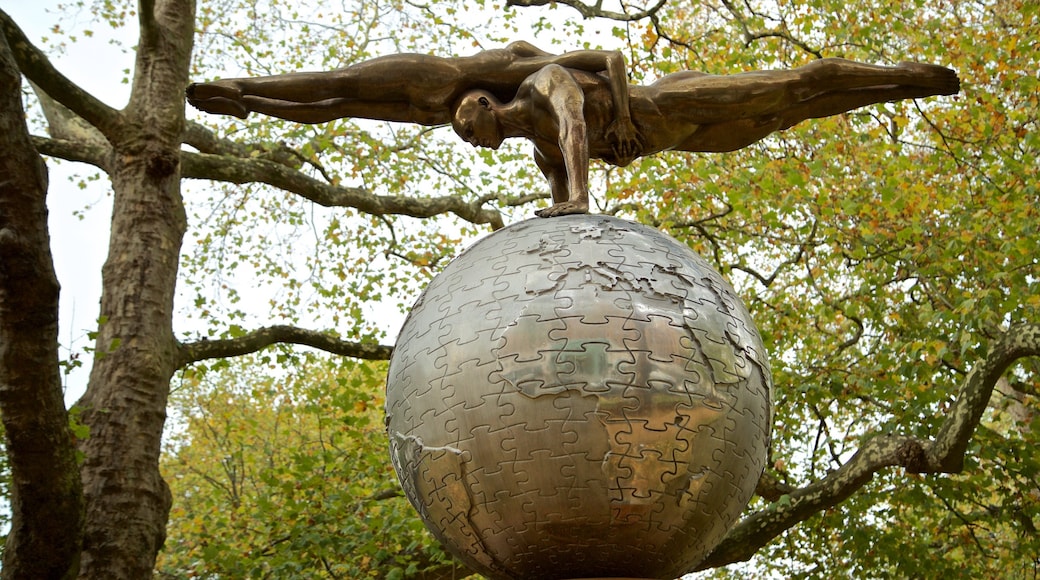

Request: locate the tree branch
(182, 121), (303, 169)
(698, 435), (920, 569)
(719, 0), (823, 57)
(0, 8), (122, 136)
(367, 488), (404, 501)
(505, 0), (668, 21)
(177, 325), (394, 367)
(181, 150), (505, 228)
(754, 470), (795, 502)
(30, 135), (507, 228)
(138, 0), (159, 48)
(30, 81), (109, 149)
(697, 322), (1040, 570)
(929, 322), (1040, 472)
(31, 135), (111, 171)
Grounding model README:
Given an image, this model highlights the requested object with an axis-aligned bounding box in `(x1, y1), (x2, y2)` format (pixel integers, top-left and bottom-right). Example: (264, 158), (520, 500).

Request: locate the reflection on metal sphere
(386, 214), (771, 579)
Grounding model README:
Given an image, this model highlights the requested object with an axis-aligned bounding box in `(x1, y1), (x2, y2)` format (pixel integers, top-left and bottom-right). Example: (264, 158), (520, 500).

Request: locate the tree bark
(65, 1), (195, 577)
(0, 27), (84, 580)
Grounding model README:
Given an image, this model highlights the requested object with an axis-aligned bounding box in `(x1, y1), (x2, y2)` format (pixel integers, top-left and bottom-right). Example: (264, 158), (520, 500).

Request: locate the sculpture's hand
(604, 117), (643, 166)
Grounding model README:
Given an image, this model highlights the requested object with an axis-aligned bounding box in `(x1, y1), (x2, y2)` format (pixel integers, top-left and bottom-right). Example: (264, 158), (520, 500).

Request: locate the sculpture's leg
(645, 70), (824, 123)
(672, 117), (784, 153)
(672, 83), (960, 153)
(240, 96), (436, 124)
(186, 54), (464, 120)
(776, 83), (961, 123)
(792, 58), (960, 97)
(185, 93), (250, 119)
(645, 60), (957, 124)
(186, 69), (364, 110)
(185, 68), (410, 120)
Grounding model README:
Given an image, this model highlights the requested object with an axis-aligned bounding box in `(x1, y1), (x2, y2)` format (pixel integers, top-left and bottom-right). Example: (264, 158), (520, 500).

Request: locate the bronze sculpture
(185, 41), (638, 150)
(186, 44), (957, 579)
(451, 59), (959, 216)
(187, 44), (959, 217)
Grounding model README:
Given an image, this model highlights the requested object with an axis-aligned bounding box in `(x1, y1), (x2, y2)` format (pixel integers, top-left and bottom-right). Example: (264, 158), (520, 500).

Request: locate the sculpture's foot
(897, 62), (961, 95)
(185, 80), (242, 101)
(535, 200), (589, 218)
(185, 82), (250, 119)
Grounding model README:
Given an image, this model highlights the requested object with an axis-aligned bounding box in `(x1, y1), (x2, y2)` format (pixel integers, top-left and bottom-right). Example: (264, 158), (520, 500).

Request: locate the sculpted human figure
(188, 44), (958, 218)
(187, 41), (641, 160)
(450, 59), (960, 217)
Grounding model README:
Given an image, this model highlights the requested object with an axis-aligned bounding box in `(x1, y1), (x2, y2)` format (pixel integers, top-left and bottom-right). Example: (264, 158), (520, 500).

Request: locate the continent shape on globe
(386, 214), (772, 580)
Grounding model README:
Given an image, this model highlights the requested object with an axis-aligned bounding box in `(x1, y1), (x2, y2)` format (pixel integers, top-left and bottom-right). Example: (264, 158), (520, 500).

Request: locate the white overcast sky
(7, 2), (131, 403)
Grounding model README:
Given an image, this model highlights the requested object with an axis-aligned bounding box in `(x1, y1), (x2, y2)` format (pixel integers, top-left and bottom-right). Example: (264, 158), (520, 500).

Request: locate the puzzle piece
(681, 332), (748, 385)
(551, 314), (639, 351)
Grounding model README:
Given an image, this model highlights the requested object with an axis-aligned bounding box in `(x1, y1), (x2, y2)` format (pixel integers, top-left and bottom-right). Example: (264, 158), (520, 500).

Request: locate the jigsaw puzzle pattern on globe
(385, 214), (772, 579)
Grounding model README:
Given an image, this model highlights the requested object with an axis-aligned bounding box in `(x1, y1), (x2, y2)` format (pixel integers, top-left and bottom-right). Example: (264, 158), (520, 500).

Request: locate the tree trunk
(73, 1), (194, 577)
(0, 29), (84, 580)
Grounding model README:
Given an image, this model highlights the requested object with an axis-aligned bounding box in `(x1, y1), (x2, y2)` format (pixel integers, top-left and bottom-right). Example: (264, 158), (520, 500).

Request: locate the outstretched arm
(503, 40), (620, 74)
(532, 147), (570, 206)
(527, 66), (590, 218)
(601, 51), (641, 165)
(503, 40), (553, 58)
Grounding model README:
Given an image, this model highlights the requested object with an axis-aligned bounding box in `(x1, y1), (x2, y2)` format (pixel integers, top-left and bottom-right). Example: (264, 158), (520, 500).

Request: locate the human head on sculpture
(451, 90), (505, 150)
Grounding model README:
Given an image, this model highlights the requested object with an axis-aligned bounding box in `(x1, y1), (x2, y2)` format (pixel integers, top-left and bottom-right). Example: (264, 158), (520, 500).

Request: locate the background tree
(0, 23), (83, 579)
(157, 355), (464, 579)
(560, 0), (1040, 575)
(0, 1), (1036, 579)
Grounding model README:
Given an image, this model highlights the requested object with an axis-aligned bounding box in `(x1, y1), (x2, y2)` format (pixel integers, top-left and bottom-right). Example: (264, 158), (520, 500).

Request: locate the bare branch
(490, 191), (552, 208)
(181, 150), (505, 228)
(719, 0), (823, 58)
(30, 91), (293, 171)
(929, 322), (1040, 472)
(32, 135), (112, 172)
(647, 12), (697, 52)
(669, 201), (734, 229)
(30, 134), (508, 228)
(505, 0), (668, 21)
(698, 434), (923, 569)
(740, 29), (823, 58)
(177, 325), (394, 367)
(138, 0), (159, 48)
(730, 218), (813, 288)
(0, 8), (122, 136)
(182, 121), (303, 169)
(29, 81), (109, 150)
(754, 470), (795, 502)
(697, 322), (1040, 570)
(368, 488), (404, 501)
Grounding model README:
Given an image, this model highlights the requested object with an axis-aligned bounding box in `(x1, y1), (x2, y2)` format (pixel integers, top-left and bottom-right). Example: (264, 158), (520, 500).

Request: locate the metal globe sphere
(386, 214), (771, 579)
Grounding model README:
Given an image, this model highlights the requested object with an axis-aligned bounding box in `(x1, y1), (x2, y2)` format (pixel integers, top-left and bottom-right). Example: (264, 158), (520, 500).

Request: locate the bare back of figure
(186, 42), (634, 126)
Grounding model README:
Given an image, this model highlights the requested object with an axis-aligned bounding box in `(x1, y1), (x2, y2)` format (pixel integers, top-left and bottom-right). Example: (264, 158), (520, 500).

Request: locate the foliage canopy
(157, 356), (461, 578)
(0, 0), (1036, 578)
